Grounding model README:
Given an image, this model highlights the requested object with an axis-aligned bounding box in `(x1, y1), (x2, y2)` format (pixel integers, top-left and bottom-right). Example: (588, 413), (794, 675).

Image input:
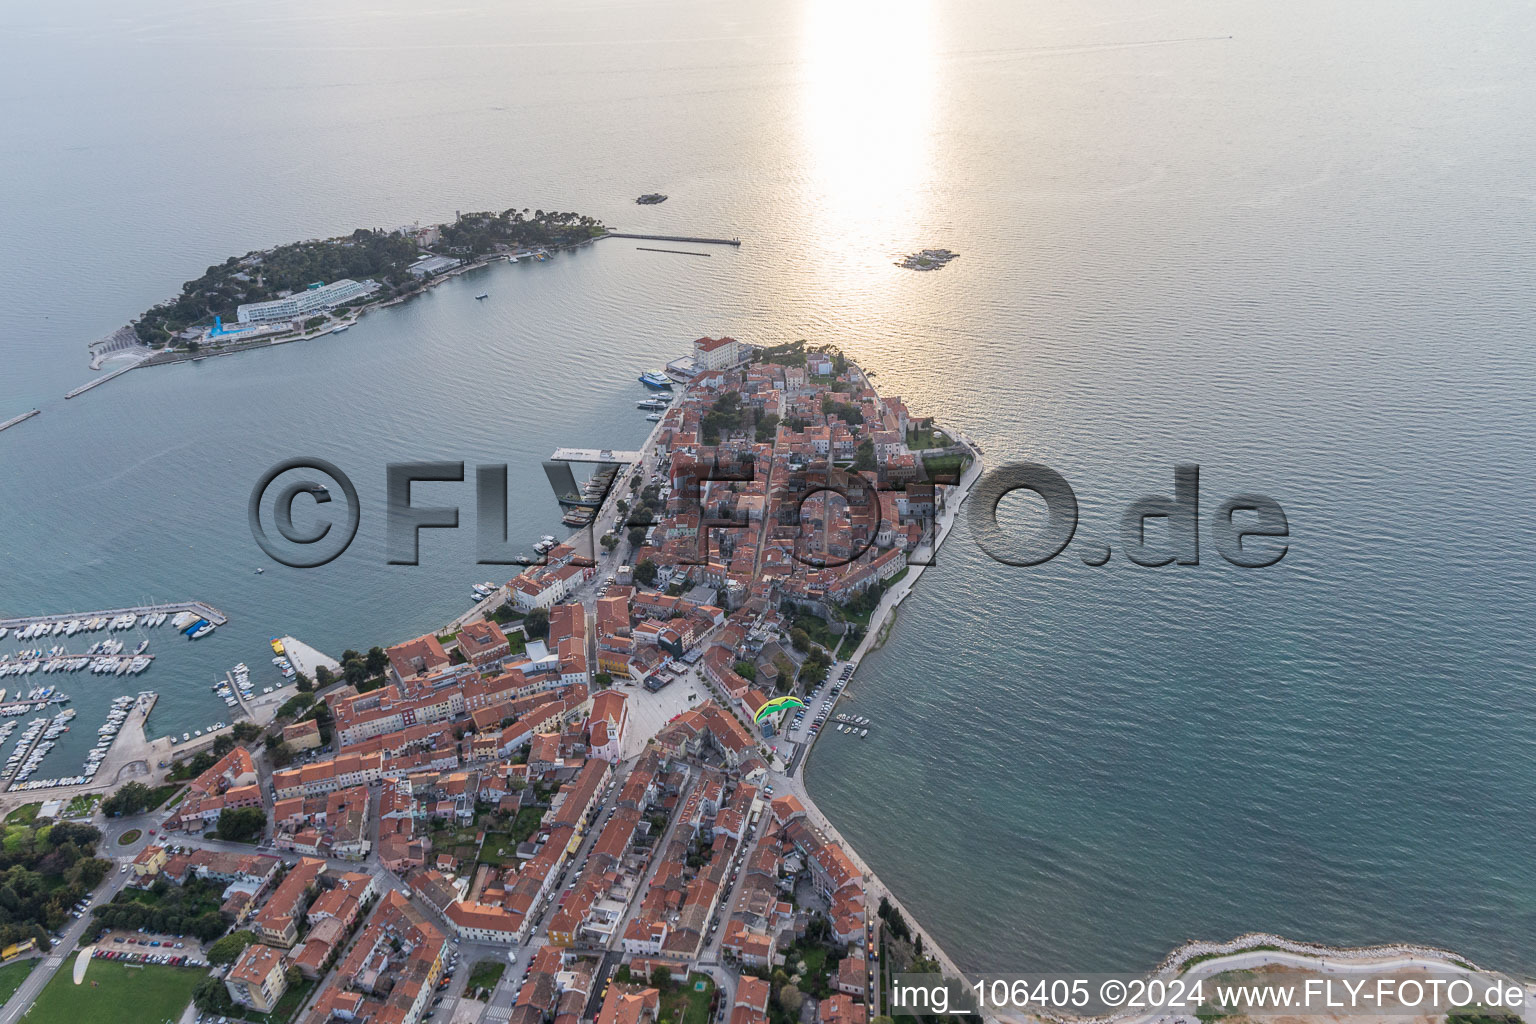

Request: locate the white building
(236, 279), (377, 324)
(691, 335), (744, 371)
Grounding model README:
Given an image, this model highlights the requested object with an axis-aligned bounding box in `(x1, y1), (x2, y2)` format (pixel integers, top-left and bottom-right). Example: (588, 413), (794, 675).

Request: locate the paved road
(478, 765), (633, 1022)
(0, 810), (153, 1024)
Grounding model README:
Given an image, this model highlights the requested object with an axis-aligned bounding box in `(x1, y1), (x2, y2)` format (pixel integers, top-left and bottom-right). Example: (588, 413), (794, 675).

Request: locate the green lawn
(920, 452), (969, 482)
(5, 804), (41, 826)
(466, 959), (505, 995)
(66, 794), (101, 817)
(660, 973), (715, 1024)
(0, 959), (38, 1004)
(21, 960), (202, 1024)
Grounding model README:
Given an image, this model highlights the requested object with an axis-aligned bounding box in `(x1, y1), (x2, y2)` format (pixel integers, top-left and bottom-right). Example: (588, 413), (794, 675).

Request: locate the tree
(207, 930), (258, 964)
(594, 672), (613, 689)
(650, 965), (673, 992)
(102, 781), (154, 817)
(194, 975), (235, 1013)
(600, 533), (619, 552)
(314, 665), (334, 689)
(366, 646), (389, 677)
(790, 628), (811, 654)
(215, 807), (267, 842)
(628, 526), (647, 548)
(524, 607), (549, 640)
(634, 559), (658, 587)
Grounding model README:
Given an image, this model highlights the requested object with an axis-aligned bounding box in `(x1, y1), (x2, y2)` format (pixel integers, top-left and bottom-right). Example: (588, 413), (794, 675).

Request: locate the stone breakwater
(1152, 931), (1483, 979)
(1018, 933), (1499, 1024)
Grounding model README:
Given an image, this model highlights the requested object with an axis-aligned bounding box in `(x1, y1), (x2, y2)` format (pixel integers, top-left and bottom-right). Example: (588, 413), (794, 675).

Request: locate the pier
(64, 362), (140, 399)
(0, 600), (228, 631)
(602, 233), (741, 247)
(549, 448), (643, 465)
(0, 410), (40, 434)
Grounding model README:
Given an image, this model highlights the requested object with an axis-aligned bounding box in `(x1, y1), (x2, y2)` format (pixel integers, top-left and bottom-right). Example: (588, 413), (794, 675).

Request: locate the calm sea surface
(2, 0), (1534, 975)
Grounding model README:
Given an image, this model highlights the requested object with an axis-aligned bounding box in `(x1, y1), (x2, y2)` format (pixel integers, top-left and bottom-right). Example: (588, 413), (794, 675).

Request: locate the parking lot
(90, 928), (205, 968)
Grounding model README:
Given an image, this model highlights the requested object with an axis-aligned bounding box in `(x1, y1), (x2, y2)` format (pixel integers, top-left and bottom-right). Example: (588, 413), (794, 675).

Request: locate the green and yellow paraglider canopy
(753, 695), (806, 723)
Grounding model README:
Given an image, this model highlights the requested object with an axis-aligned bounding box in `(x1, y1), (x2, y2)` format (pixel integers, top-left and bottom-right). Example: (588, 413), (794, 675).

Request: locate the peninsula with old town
(0, 335), (987, 1024)
(2, 335), (1506, 1024)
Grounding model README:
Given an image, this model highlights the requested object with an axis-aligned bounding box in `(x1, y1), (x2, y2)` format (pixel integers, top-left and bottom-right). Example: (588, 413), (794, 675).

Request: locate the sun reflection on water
(799, 0), (937, 260)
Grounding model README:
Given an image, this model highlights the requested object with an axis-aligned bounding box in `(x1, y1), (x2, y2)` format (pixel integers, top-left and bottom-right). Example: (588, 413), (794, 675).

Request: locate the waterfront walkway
(773, 438), (985, 993)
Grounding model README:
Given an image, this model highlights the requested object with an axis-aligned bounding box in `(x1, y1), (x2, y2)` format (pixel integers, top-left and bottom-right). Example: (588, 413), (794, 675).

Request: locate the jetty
(636, 247), (711, 257)
(602, 232), (741, 247)
(0, 410), (40, 434)
(549, 447), (643, 465)
(0, 600), (228, 631)
(64, 362), (140, 399)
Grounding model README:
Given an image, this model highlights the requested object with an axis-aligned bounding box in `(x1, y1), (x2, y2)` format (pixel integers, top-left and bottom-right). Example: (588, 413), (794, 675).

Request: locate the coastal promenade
(775, 439), (983, 994)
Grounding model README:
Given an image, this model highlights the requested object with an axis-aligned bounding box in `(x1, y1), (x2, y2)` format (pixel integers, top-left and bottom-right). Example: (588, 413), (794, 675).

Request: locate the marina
(0, 600), (227, 632)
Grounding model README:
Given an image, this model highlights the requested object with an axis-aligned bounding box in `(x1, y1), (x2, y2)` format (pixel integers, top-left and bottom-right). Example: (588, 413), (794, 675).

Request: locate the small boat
(646, 413), (662, 422)
(254, 567), (264, 574)
(270, 637), (286, 655)
(181, 732), (189, 742)
(638, 372), (673, 390)
(637, 399), (666, 411)
(330, 324), (350, 334)
(475, 293), (489, 300)
(860, 728), (868, 737)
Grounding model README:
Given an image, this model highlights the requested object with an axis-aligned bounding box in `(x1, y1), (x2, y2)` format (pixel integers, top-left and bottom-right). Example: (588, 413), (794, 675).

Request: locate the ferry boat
(638, 372), (673, 390)
(270, 637), (286, 655)
(636, 399), (666, 411)
(330, 323), (350, 334)
(475, 293), (489, 300)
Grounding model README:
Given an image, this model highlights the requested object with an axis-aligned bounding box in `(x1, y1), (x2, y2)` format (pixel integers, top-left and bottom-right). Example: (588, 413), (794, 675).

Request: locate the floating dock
(0, 601), (228, 631)
(0, 410), (40, 434)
